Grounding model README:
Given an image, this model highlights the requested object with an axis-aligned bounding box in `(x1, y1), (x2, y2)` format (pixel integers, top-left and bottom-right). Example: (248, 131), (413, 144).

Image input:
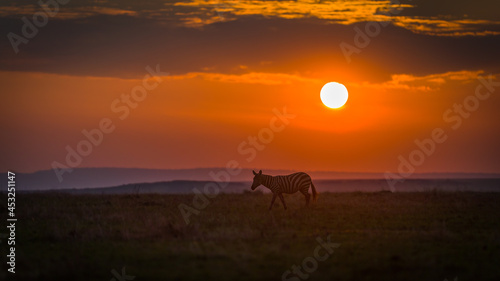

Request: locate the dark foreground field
(2, 192), (500, 281)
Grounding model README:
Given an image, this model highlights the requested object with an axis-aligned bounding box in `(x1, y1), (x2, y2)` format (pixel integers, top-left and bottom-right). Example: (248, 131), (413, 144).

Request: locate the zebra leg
(278, 193), (287, 210)
(269, 193), (277, 210)
(300, 189), (310, 206)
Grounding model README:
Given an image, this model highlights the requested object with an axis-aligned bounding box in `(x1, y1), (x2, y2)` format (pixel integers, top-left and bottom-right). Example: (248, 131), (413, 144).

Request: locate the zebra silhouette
(251, 170), (317, 210)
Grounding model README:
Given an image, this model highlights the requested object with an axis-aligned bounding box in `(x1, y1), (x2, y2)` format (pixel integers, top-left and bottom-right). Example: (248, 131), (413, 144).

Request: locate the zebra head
(251, 170), (263, 190)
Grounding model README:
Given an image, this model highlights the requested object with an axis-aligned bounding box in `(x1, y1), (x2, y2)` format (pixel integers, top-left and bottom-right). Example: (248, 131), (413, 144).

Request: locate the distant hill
(1, 167), (499, 191)
(23, 178), (500, 194)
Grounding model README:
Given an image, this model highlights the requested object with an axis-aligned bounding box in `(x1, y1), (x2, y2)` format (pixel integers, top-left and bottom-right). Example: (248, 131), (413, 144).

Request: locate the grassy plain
(2, 191), (500, 280)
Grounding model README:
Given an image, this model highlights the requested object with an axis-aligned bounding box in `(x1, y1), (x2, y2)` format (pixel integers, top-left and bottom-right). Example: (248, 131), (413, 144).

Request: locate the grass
(2, 191), (500, 280)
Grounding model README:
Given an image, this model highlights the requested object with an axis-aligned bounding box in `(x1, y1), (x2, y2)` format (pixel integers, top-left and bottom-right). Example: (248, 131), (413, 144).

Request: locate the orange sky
(0, 0), (499, 174)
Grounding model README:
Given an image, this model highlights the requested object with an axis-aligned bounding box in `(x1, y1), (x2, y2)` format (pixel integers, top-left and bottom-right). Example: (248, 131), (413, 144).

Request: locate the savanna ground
(2, 191), (500, 281)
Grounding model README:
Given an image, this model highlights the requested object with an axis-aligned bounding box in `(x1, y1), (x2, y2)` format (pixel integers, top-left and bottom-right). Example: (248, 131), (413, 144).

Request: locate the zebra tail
(311, 182), (318, 202)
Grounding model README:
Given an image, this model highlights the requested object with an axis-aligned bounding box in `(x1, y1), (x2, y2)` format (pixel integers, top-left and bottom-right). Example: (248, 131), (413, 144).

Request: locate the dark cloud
(397, 0), (500, 20)
(0, 12), (499, 80)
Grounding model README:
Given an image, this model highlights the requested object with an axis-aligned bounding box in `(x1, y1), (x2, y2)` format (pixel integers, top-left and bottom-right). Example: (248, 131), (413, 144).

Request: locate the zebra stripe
(251, 171), (317, 210)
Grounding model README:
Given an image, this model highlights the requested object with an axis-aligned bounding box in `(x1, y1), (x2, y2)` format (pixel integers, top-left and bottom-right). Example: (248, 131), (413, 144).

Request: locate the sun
(320, 82), (348, 109)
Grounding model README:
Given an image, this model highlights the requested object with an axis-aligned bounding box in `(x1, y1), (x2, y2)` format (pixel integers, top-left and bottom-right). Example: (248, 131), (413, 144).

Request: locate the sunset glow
(0, 0), (499, 175)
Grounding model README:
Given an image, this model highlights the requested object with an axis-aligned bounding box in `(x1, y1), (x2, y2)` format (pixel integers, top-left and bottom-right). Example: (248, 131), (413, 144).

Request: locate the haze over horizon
(1, 0), (499, 176)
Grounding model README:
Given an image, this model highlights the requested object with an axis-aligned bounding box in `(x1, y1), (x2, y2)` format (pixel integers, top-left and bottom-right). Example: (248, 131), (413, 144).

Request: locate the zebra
(250, 170), (317, 210)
